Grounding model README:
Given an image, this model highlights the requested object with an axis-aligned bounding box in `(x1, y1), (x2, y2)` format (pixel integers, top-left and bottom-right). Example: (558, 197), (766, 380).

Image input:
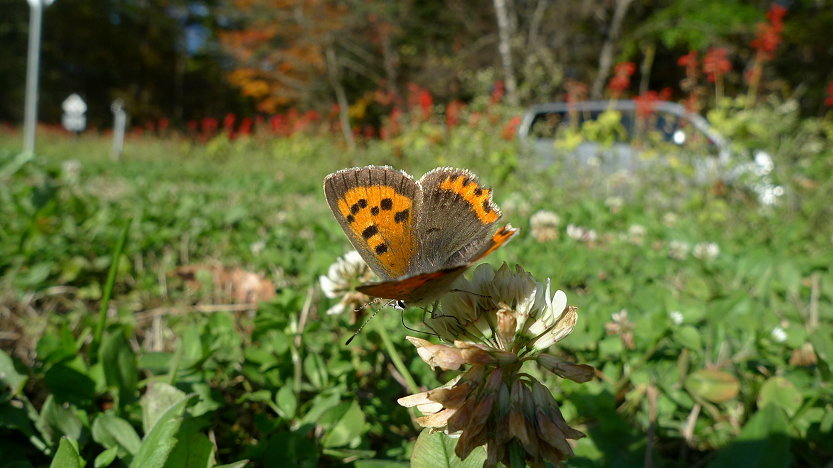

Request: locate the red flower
(270, 115), (285, 134)
(634, 88), (672, 118)
(491, 80), (505, 105)
(766, 3), (787, 30)
(501, 116), (522, 140)
(607, 62), (636, 98)
(158, 118), (169, 132)
(703, 48), (732, 83)
(223, 113), (236, 130)
(824, 81), (833, 107)
(446, 100), (464, 128)
(201, 117), (218, 136)
(187, 120), (197, 132)
(751, 24), (781, 55)
(614, 62), (636, 77)
(304, 109), (321, 123)
(239, 117), (253, 135)
(418, 89), (434, 119)
(677, 51), (698, 69)
(751, 4), (787, 60)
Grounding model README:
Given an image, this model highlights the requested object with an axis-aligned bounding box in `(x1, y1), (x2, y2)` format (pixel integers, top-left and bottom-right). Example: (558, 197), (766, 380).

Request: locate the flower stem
(508, 441), (525, 468)
(373, 319), (420, 394)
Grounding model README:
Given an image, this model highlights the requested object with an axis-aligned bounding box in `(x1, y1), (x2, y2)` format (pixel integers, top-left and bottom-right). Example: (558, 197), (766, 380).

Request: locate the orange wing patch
(337, 186), (415, 277)
(439, 174), (500, 224)
(470, 225), (519, 263)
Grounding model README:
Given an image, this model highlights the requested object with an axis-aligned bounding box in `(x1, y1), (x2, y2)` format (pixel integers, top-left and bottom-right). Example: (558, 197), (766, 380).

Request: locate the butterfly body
(324, 166), (518, 305)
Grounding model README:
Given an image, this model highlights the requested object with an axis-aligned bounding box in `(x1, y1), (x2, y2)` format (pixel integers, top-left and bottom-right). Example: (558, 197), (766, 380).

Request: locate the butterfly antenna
(345, 305), (381, 345)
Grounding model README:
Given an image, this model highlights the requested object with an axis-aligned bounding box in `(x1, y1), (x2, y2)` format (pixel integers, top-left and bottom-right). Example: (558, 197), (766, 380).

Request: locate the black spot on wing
(394, 209), (410, 223)
(362, 225), (378, 239)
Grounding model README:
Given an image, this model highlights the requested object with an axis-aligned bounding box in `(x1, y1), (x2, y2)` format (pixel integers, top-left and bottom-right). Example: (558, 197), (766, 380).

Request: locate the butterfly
(323, 166), (518, 307)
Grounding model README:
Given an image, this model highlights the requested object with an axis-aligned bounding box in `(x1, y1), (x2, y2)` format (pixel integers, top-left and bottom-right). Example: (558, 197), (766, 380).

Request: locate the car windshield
(526, 105), (717, 152)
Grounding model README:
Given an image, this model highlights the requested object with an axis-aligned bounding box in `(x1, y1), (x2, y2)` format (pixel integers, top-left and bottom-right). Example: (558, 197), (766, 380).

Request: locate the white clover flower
(61, 159), (82, 184)
(627, 224), (646, 245)
(663, 212), (679, 227)
(250, 240), (266, 256)
(668, 240), (690, 260)
(566, 224), (597, 243)
(693, 242), (720, 260)
(669, 310), (684, 325)
(529, 210), (561, 242)
(426, 263), (578, 353)
(319, 250), (373, 315)
(605, 309), (635, 349)
(771, 326), (787, 343)
(605, 196), (624, 213)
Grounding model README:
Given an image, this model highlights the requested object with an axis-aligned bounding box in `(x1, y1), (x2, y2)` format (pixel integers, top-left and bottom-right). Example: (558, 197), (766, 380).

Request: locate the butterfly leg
(399, 303), (436, 336)
(448, 288), (490, 299)
(415, 301), (442, 337)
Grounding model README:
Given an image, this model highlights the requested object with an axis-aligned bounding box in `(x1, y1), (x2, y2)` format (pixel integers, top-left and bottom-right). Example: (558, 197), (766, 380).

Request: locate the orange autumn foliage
(220, 0), (347, 113)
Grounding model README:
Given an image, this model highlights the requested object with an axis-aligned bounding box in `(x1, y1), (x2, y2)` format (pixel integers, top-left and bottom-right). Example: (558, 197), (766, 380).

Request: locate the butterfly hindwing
(324, 166), (421, 280)
(357, 265), (469, 303)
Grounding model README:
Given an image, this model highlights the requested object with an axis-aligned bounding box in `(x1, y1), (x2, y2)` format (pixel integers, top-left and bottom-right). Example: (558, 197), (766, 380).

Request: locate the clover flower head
(605, 196), (624, 213)
(605, 309), (635, 350)
(529, 210), (561, 242)
(627, 224), (646, 245)
(771, 326), (787, 343)
(320, 250), (373, 316)
(668, 240), (690, 260)
(663, 212), (679, 227)
(61, 159), (83, 184)
(669, 310), (684, 325)
(398, 263), (593, 467)
(566, 224), (597, 243)
(693, 242), (720, 260)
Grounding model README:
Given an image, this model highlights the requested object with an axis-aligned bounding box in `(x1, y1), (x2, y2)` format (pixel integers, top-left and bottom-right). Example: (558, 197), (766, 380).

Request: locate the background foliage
(1, 0), (833, 128)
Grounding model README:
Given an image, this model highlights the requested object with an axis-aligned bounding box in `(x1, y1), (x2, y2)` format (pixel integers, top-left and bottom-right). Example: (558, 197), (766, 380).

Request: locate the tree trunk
(326, 45), (355, 150)
(590, 0), (634, 99)
(379, 22), (400, 102)
(493, 0), (519, 106)
(639, 43), (656, 95)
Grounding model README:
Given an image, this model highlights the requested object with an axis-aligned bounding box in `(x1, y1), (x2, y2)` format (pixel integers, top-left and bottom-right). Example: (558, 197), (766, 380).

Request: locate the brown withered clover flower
(398, 263), (594, 467)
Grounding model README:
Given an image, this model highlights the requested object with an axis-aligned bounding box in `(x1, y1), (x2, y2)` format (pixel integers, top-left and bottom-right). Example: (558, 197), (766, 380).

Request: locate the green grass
(1, 108), (832, 468)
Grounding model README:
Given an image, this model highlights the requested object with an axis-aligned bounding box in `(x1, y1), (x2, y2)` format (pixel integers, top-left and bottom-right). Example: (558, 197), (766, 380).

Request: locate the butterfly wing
(411, 167), (504, 273)
(324, 166), (421, 280)
(356, 265), (469, 303)
(358, 167), (519, 305)
(356, 225), (517, 304)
